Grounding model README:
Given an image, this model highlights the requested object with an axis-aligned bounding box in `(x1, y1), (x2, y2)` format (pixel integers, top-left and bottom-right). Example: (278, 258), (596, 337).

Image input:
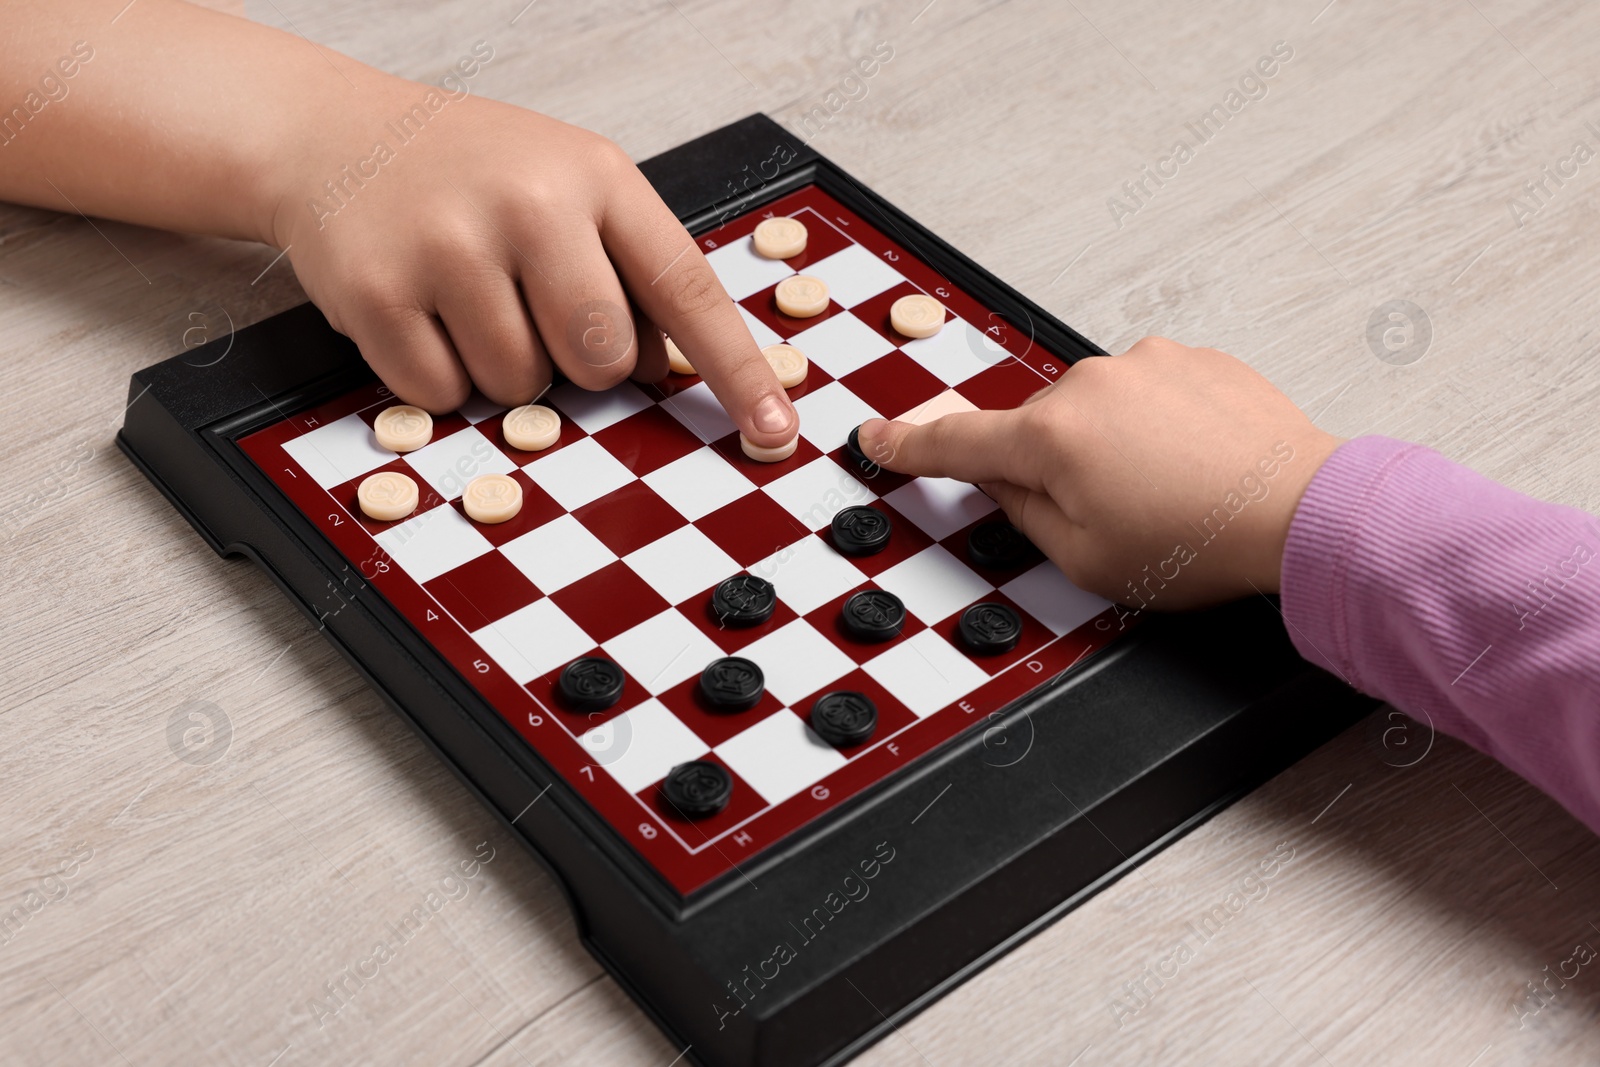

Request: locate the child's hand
(857, 338), (1343, 608)
(270, 85), (797, 445)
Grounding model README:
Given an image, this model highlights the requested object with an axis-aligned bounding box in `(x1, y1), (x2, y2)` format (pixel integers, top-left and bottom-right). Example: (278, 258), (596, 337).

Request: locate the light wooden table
(4, 1), (1599, 1063)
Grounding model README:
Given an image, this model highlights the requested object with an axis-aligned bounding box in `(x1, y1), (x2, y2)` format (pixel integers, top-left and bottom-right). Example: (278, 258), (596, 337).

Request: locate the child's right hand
(857, 338), (1344, 608)
(268, 80), (798, 447)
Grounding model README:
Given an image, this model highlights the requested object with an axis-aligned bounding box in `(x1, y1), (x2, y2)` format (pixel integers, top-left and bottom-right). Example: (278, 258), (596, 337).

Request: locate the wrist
(1257, 430), (1345, 593)
(258, 71), (419, 249)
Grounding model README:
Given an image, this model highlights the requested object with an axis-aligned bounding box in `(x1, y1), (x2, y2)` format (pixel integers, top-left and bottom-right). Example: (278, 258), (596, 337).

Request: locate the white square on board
(792, 381), (882, 454)
(762, 456), (877, 531)
(499, 514), (616, 593)
(715, 710), (847, 805)
(455, 392), (505, 424)
(405, 426), (517, 499)
(643, 446), (754, 522)
(662, 381), (738, 444)
(522, 436), (636, 511)
(788, 313), (896, 379)
(1001, 561), (1111, 636)
(738, 306), (783, 349)
(470, 597), (592, 686)
(603, 610), (725, 695)
(624, 525), (739, 606)
(545, 380), (653, 434)
(864, 629), (990, 718)
(283, 412), (392, 489)
(373, 504), (492, 585)
(802, 244), (904, 308)
(896, 388), (979, 426)
(581, 699), (709, 794)
(737, 620), (857, 707)
(705, 238), (796, 301)
(875, 544), (994, 625)
(901, 318), (999, 386)
(883, 477), (998, 542)
(749, 535), (865, 616)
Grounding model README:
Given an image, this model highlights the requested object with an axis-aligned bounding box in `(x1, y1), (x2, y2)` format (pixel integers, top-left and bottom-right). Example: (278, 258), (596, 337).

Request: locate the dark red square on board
(676, 586), (800, 654)
(708, 431), (823, 488)
(549, 561), (671, 643)
(641, 753), (766, 843)
(447, 470), (565, 546)
(423, 550), (542, 630)
(591, 405), (705, 477)
(527, 648), (650, 734)
(571, 480), (687, 557)
(656, 671), (786, 750)
(839, 351), (946, 423)
(332, 457), (449, 536)
(694, 493), (810, 568)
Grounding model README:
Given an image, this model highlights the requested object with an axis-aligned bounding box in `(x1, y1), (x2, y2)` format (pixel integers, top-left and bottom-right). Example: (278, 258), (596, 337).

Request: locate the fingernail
(754, 394), (793, 435)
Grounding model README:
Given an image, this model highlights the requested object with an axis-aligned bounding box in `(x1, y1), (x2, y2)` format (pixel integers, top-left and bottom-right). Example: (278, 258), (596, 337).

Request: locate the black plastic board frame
(117, 113), (1375, 1067)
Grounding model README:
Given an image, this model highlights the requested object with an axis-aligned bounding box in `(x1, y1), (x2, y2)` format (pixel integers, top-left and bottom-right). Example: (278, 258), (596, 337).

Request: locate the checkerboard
(239, 185), (1123, 894)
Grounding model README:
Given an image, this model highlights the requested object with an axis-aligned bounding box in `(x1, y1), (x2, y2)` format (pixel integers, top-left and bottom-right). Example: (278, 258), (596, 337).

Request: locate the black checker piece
(967, 521), (1037, 570)
(557, 656), (626, 712)
(700, 656), (765, 712)
(831, 505), (892, 556)
(844, 425), (881, 478)
(810, 691), (879, 747)
(661, 760), (733, 818)
(959, 602), (1023, 655)
(841, 589), (905, 642)
(712, 574), (776, 627)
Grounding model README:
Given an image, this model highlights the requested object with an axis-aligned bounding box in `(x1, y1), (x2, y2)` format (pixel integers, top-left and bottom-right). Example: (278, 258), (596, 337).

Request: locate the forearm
(0, 0), (400, 245)
(1282, 436), (1600, 830)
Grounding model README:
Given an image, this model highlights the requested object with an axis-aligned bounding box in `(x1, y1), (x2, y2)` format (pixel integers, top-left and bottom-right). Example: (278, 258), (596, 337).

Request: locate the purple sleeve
(1280, 435), (1600, 831)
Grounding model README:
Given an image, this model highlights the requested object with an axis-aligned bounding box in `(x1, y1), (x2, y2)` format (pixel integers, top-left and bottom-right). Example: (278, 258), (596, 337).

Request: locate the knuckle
(585, 136), (638, 179)
(666, 261), (727, 317)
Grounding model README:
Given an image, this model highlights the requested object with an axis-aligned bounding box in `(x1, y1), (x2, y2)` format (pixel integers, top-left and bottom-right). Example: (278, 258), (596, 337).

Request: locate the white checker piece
(582, 699), (709, 794)
(716, 710), (847, 805)
(875, 544), (994, 625)
(499, 514), (615, 593)
(865, 629), (990, 718)
(788, 313), (895, 378)
(900, 317), (1002, 386)
(737, 619), (856, 707)
(471, 598), (593, 686)
(406, 426), (516, 499)
(624, 525), (739, 606)
(642, 446), (754, 522)
(763, 456), (877, 531)
(662, 381), (738, 444)
(522, 436), (636, 511)
(283, 412), (391, 489)
(603, 610), (725, 695)
(374, 504), (491, 584)
(1001, 561), (1112, 635)
(792, 381), (882, 454)
(750, 535), (865, 616)
(705, 239), (796, 300)
(801, 243), (905, 308)
(883, 476), (998, 542)
(546, 380), (653, 433)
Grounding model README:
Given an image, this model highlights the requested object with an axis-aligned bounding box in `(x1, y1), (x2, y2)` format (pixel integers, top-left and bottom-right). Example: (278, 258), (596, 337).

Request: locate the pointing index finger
(600, 170), (797, 447)
(855, 409), (1047, 491)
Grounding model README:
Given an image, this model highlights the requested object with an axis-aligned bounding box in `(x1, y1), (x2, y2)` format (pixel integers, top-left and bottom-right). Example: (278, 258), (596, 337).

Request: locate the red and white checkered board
(240, 185), (1127, 895)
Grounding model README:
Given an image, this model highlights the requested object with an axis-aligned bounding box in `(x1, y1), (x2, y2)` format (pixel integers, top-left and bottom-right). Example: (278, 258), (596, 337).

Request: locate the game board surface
(238, 184), (1125, 895)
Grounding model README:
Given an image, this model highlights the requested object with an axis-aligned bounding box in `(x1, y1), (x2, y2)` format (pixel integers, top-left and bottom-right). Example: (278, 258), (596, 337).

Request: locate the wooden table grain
(4, 1), (1599, 1064)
